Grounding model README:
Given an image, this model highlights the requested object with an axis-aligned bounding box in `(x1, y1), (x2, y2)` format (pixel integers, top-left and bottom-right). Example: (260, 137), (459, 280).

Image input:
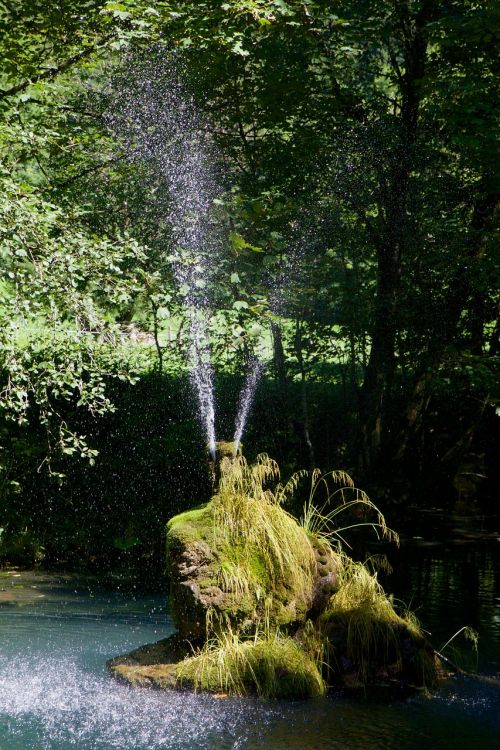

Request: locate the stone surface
(310, 541), (339, 617)
(107, 633), (191, 689)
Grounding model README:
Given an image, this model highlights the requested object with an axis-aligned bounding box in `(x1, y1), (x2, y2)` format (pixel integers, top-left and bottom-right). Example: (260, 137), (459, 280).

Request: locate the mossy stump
(209, 440), (242, 487)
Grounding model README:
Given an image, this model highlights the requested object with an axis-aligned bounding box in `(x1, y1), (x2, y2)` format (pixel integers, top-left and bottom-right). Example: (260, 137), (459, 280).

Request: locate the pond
(0, 521), (498, 750)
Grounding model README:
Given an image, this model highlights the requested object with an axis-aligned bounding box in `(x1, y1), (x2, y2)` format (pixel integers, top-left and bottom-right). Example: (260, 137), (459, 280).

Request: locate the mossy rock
(107, 633), (192, 688)
(320, 602), (438, 688)
(214, 440), (242, 459)
(112, 454), (439, 698)
(166, 503), (248, 639)
(166, 500), (337, 640)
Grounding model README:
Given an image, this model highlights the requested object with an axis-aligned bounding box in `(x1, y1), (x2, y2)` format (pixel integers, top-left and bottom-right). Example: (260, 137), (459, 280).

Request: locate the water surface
(0, 534), (498, 750)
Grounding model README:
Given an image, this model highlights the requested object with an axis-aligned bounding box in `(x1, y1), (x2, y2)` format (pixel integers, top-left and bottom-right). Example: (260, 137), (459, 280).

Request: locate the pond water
(0, 522), (498, 750)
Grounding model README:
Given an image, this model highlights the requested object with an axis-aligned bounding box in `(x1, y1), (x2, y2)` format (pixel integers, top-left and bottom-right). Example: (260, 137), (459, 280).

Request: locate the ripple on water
(1, 553), (499, 750)
(2, 656), (499, 750)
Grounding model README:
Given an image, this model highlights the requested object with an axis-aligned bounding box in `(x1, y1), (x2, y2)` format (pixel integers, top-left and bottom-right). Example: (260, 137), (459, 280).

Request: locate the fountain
(233, 356), (263, 455)
(106, 50), (262, 460)
(102, 50), (440, 699)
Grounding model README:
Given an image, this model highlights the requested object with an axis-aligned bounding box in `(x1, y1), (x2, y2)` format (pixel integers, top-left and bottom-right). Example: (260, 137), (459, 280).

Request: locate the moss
(216, 543), (272, 592)
(248, 550), (270, 584)
(198, 577), (218, 589)
(166, 504), (214, 548)
(176, 633), (325, 699)
(214, 440), (242, 458)
(166, 458), (317, 637)
(107, 633), (193, 689)
(111, 662), (178, 688)
(211, 455), (316, 611)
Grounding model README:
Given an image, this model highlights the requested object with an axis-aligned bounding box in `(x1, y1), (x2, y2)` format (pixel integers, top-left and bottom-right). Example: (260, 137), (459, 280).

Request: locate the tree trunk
(358, 0), (434, 474)
(271, 321), (287, 389)
(394, 187), (499, 467)
(151, 300), (164, 375)
(294, 321), (315, 468)
(460, 189), (499, 354)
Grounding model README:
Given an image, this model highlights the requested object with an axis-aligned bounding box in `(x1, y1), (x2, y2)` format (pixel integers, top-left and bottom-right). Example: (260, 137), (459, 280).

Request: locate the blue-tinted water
(0, 535), (498, 750)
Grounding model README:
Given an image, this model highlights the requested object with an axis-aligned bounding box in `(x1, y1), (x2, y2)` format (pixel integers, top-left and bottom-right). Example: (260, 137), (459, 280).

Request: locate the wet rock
(107, 633), (191, 688)
(310, 542), (339, 617)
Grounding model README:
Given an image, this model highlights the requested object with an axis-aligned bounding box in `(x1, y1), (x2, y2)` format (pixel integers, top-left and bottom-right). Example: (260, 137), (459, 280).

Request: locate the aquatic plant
(435, 625), (479, 674)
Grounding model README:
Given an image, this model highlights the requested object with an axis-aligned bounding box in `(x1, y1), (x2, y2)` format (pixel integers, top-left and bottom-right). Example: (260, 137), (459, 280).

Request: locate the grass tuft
(300, 469), (399, 550)
(212, 454), (316, 607)
(176, 627), (325, 698)
(321, 553), (435, 684)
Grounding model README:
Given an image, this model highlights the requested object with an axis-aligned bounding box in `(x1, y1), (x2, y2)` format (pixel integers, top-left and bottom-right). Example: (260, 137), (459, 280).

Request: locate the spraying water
(105, 50), (218, 455)
(233, 356), (263, 454)
(187, 309), (216, 456)
(105, 48), (272, 454)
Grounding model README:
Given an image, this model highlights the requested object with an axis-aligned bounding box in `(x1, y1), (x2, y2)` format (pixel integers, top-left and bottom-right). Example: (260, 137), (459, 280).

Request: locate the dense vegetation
(0, 1), (498, 577)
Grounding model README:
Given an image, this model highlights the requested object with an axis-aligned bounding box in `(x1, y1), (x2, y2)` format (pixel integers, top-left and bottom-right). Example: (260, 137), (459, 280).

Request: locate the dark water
(0, 529), (498, 749)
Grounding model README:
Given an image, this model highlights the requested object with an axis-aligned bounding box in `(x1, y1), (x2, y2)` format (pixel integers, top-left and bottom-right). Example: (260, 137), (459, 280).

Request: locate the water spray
(107, 49), (264, 454)
(233, 356), (263, 454)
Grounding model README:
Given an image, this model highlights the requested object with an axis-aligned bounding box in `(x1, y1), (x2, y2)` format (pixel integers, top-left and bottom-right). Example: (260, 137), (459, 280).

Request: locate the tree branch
(56, 153), (129, 188)
(0, 36), (112, 100)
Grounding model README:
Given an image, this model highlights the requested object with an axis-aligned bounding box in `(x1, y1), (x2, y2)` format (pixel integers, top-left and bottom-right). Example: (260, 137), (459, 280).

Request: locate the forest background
(0, 0), (498, 580)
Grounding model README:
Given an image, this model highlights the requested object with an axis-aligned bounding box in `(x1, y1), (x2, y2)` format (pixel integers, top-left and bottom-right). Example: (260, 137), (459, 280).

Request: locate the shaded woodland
(0, 1), (498, 575)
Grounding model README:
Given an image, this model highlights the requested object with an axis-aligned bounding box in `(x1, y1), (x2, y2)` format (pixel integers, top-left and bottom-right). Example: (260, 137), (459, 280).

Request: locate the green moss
(198, 578), (218, 589)
(166, 458), (317, 636)
(166, 504), (214, 547)
(176, 633), (325, 699)
(214, 440), (242, 458)
(216, 542), (271, 593)
(211, 455), (316, 610)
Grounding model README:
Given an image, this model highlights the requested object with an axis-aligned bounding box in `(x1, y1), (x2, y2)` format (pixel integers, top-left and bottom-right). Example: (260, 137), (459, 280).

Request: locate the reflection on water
(0, 533), (498, 750)
(382, 513), (500, 676)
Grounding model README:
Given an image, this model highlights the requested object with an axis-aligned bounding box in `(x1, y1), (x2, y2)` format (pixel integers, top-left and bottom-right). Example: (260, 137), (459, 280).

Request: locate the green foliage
(0, 0), (498, 571)
(0, 172), (147, 462)
(0, 526), (45, 566)
(439, 625), (479, 673)
(172, 453), (436, 692)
